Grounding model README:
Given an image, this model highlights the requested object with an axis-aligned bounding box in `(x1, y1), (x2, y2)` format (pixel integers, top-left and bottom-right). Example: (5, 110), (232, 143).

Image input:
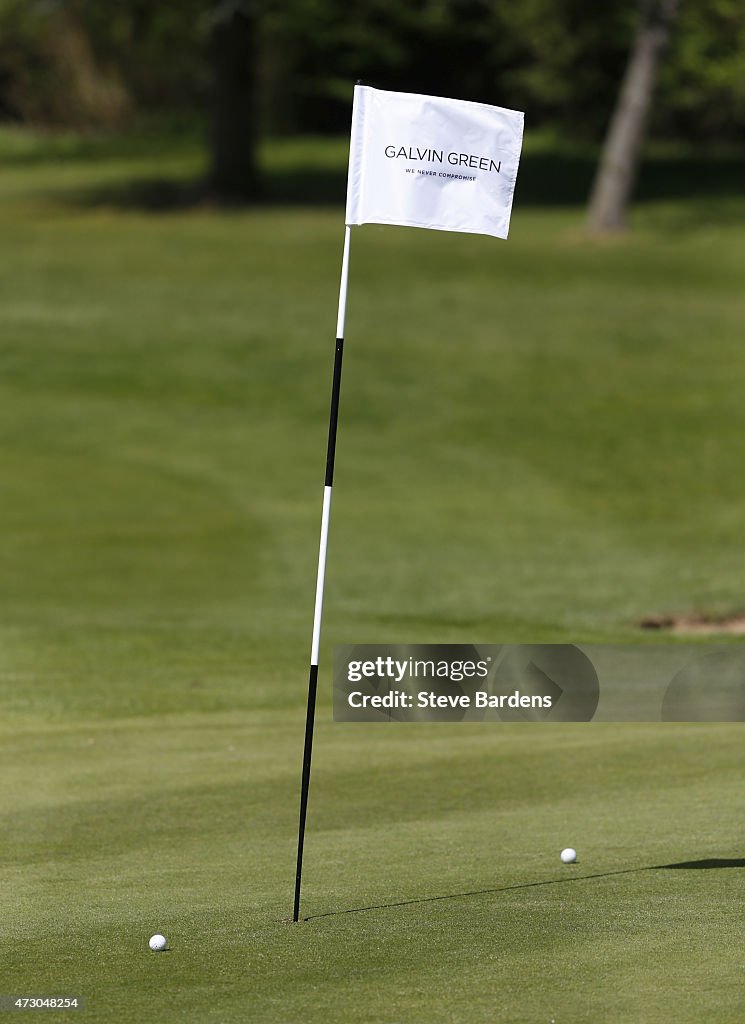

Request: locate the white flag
(345, 85), (524, 240)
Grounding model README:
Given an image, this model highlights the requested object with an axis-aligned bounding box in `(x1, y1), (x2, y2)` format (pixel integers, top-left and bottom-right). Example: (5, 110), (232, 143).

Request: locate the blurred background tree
(0, 0), (743, 200)
(0, 0), (206, 126)
(209, 0), (259, 199)
(587, 0), (681, 234)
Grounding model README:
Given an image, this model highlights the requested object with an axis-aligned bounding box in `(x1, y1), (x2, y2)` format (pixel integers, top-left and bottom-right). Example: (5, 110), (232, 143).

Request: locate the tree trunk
(209, 1), (260, 201)
(586, 0), (680, 233)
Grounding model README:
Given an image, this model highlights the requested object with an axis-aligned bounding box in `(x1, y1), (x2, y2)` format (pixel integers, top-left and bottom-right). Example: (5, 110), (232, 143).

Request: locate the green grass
(1, 127), (745, 1022)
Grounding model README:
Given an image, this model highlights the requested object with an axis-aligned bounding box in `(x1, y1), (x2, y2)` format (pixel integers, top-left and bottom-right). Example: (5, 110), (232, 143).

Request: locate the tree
(586, 0), (681, 233)
(208, 0), (259, 200)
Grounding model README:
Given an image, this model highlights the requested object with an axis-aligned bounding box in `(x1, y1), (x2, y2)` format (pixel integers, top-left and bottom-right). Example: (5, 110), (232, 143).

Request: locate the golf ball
(148, 934), (168, 952)
(560, 847), (577, 864)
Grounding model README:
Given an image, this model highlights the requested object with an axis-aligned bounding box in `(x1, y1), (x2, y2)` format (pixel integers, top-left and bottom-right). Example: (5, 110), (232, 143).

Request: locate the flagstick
(293, 225), (352, 923)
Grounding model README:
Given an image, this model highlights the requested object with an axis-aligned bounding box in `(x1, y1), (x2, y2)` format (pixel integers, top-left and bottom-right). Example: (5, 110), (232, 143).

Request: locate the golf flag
(345, 85), (524, 240)
(294, 84), (524, 923)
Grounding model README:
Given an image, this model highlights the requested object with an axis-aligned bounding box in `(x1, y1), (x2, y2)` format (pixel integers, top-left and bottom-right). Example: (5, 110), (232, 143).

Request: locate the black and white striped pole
(293, 226), (352, 922)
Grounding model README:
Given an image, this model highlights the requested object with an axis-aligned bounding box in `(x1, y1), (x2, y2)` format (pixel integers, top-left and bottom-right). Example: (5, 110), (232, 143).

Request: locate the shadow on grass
(63, 171), (346, 211)
(48, 150), (745, 214)
(303, 857), (745, 922)
(0, 119), (205, 168)
(660, 857), (745, 869)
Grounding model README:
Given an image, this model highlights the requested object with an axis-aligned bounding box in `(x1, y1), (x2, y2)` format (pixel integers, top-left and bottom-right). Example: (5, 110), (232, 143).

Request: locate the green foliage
(73, 1), (209, 110)
(1, 1), (745, 138)
(659, 0), (745, 137)
(493, 0), (637, 134)
(259, 0), (636, 136)
(0, 0), (206, 126)
(263, 0), (745, 139)
(0, 0), (48, 121)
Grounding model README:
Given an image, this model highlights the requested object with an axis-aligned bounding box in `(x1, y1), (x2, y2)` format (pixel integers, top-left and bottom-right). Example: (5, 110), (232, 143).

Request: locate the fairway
(2, 130), (745, 1022)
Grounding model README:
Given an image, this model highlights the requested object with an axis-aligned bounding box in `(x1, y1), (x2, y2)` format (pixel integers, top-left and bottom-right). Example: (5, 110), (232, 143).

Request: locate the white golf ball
(560, 847), (577, 864)
(148, 934), (168, 952)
